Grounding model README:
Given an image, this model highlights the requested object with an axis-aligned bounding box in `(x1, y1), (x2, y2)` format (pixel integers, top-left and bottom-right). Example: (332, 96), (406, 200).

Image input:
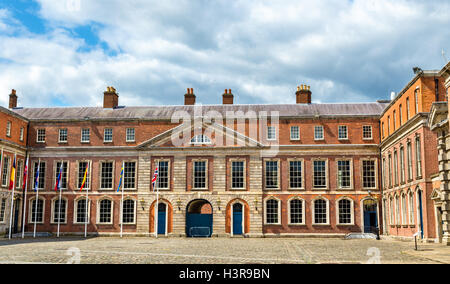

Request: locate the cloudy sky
(0, 0), (449, 108)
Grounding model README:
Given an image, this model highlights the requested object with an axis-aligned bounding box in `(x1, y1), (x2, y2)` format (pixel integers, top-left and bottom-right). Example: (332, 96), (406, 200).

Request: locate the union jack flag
(151, 167), (159, 191)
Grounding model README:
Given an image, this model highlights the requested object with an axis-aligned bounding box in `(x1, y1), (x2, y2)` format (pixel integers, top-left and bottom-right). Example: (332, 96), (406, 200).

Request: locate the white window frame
(362, 125), (373, 140)
(121, 198), (137, 225)
(408, 191), (415, 225)
(336, 158), (353, 190)
(290, 126), (300, 141)
(154, 159), (170, 190)
(287, 197), (305, 225)
(312, 197), (330, 225)
(51, 196), (68, 224)
(99, 160), (115, 190)
(36, 129), (46, 143)
(312, 159), (328, 190)
(123, 160), (138, 190)
(32, 160), (46, 190)
(190, 135), (212, 145)
(81, 128), (90, 143)
(267, 126), (277, 141)
(264, 159), (280, 190)
(53, 160), (69, 190)
(401, 193), (407, 225)
(230, 159), (246, 190)
(126, 128), (136, 142)
(1, 156), (10, 187)
(336, 197), (355, 225)
(264, 197), (281, 225)
(97, 197), (114, 225)
(74, 197), (91, 225)
(104, 128), (113, 143)
(6, 121), (11, 137)
(77, 160), (91, 190)
(58, 128), (68, 143)
(192, 159), (208, 190)
(0, 198), (7, 223)
(338, 125), (348, 140)
(19, 127), (24, 141)
(314, 126), (324, 140)
(361, 159), (378, 190)
(28, 197), (45, 224)
(287, 158), (304, 190)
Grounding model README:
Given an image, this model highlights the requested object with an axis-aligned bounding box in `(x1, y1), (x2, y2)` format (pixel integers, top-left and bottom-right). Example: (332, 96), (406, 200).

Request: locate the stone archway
(186, 199), (213, 237)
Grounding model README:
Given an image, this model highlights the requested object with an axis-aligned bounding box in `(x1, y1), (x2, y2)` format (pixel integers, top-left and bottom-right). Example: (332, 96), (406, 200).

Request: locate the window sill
(312, 223), (331, 226)
(402, 225), (409, 228)
(337, 187), (353, 191)
(287, 188), (305, 191)
(264, 188), (281, 191)
(58, 141), (68, 144)
(50, 222), (68, 225)
(288, 223), (306, 226)
(337, 223), (355, 226)
(409, 225), (416, 228)
(338, 138), (349, 141)
(264, 223), (282, 226)
(191, 188), (209, 191)
(229, 188), (247, 191)
(312, 187), (328, 191)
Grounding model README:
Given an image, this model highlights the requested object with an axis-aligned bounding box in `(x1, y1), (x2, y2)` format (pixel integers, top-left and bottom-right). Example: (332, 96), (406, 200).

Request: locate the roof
(12, 103), (390, 121)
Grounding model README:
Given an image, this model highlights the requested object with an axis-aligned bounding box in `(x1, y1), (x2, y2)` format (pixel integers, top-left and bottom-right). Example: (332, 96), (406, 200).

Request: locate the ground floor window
(31, 199), (44, 223)
(338, 199), (352, 224)
(76, 199), (89, 224)
(0, 198), (6, 222)
(313, 199), (328, 224)
(98, 199), (113, 224)
(122, 199), (135, 224)
(265, 199), (279, 224)
(53, 198), (67, 223)
(289, 199), (303, 224)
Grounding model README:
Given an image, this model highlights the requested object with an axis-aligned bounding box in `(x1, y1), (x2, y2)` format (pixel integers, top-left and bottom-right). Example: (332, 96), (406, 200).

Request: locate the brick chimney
(222, 89), (234, 105)
(9, 89), (17, 109)
(184, 88), (196, 105)
(296, 84), (312, 104)
(103, 86), (119, 108)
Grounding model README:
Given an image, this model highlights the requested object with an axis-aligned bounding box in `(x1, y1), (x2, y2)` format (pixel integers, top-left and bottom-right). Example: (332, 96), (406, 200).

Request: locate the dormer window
(190, 135), (212, 145)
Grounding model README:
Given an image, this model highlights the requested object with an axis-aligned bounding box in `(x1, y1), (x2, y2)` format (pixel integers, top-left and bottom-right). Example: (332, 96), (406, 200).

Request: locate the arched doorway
(158, 203), (167, 235)
(186, 199), (213, 237)
(232, 203), (243, 235)
(363, 199), (378, 234)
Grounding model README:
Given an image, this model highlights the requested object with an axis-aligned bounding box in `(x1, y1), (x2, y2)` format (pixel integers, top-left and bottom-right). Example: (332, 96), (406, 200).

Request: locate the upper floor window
(126, 128), (135, 142)
(313, 160), (327, 189)
(267, 126), (276, 141)
(338, 126), (348, 140)
(54, 161), (68, 189)
(393, 110), (397, 131)
(193, 160), (207, 189)
(100, 161), (114, 190)
(190, 134), (211, 145)
(156, 160), (170, 190)
(77, 161), (90, 190)
(290, 126), (300, 140)
(104, 128), (113, 143)
(388, 154), (392, 188)
(393, 150), (398, 185)
(37, 129), (46, 143)
(399, 146), (405, 184)
(399, 105), (403, 126)
(289, 160), (303, 189)
(265, 160), (279, 189)
(337, 160), (351, 189)
(124, 161), (136, 189)
(19, 127), (24, 141)
(362, 160), (376, 189)
(231, 160), (245, 189)
(415, 136), (422, 178)
(407, 142), (413, 181)
(1, 156), (10, 187)
(406, 97), (410, 119)
(81, 128), (90, 143)
(381, 122), (385, 139)
(414, 88), (419, 114)
(33, 161), (46, 190)
(363, 125), (372, 140)
(59, 129), (68, 143)
(314, 126), (324, 140)
(6, 121), (11, 137)
(387, 116), (391, 135)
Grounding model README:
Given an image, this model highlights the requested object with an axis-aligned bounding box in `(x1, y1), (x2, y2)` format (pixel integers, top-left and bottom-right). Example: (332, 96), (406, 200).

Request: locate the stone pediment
(137, 121), (264, 149)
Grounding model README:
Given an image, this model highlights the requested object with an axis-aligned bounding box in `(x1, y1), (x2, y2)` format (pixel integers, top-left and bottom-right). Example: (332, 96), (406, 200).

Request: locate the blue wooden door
(232, 203), (243, 235)
(186, 214), (213, 237)
(157, 203), (166, 235)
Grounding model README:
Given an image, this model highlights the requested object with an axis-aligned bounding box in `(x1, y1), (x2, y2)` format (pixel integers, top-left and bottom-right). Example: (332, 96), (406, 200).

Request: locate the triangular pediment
(137, 121), (264, 149)
(431, 188), (441, 200)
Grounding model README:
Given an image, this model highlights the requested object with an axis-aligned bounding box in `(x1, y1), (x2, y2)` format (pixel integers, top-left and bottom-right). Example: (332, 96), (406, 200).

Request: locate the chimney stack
(103, 86), (119, 108)
(184, 88), (196, 105)
(296, 84), (312, 104)
(222, 89), (234, 105)
(9, 89), (17, 109)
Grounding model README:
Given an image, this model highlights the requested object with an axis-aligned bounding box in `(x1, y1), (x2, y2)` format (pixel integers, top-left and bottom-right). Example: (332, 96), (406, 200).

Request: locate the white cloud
(1, 0), (450, 108)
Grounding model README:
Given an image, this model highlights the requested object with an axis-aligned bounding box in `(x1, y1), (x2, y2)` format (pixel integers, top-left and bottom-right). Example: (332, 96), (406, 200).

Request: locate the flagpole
(8, 154), (17, 239)
(57, 163), (63, 238)
(155, 162), (159, 239)
(84, 163), (89, 238)
(33, 159), (40, 238)
(21, 155), (29, 239)
(120, 161), (124, 238)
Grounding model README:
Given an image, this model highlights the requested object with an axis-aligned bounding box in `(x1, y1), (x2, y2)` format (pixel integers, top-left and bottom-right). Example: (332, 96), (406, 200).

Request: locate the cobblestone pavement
(0, 237), (444, 264)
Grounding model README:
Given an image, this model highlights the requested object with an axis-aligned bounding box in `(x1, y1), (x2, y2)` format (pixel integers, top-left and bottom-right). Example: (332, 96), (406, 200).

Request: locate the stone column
(438, 131), (450, 245)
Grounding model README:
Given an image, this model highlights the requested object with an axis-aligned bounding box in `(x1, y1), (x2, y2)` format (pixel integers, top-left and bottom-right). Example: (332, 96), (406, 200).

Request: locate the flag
(34, 161), (40, 191)
(9, 156), (16, 190)
(23, 157), (28, 191)
(116, 164), (124, 192)
(151, 167), (159, 191)
(54, 163), (63, 191)
(79, 163), (89, 191)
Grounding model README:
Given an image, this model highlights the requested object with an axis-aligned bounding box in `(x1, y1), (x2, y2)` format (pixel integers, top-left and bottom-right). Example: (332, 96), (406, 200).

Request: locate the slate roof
(12, 103), (389, 121)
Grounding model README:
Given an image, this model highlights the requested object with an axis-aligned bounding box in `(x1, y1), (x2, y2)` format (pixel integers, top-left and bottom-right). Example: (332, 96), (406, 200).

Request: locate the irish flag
(8, 156), (16, 190)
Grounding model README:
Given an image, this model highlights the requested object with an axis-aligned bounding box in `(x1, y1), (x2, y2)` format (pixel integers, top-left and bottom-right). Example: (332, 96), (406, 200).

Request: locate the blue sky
(0, 0), (450, 108)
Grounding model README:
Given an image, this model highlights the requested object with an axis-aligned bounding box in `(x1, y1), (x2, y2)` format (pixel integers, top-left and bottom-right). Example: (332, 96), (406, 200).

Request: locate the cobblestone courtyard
(0, 237), (448, 264)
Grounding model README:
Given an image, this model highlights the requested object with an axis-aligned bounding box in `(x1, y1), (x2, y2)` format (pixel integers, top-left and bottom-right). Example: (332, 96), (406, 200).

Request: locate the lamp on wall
(254, 197), (259, 212)
(216, 197), (222, 211)
(140, 198), (146, 210)
(176, 198), (182, 211)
